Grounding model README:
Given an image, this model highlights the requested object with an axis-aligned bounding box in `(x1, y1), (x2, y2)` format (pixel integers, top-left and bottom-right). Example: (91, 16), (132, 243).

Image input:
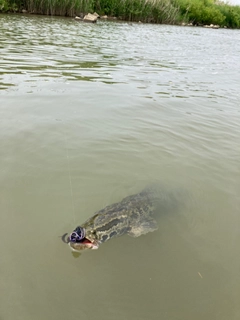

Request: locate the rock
(204, 24), (219, 29)
(101, 15), (108, 19)
(75, 16), (81, 20)
(105, 16), (117, 21)
(93, 12), (100, 18)
(83, 13), (98, 23)
(22, 9), (27, 13)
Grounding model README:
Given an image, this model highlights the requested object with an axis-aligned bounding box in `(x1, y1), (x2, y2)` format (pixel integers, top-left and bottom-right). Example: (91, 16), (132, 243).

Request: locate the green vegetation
(0, 0), (240, 28)
(0, 0), (182, 23)
(176, 0), (240, 27)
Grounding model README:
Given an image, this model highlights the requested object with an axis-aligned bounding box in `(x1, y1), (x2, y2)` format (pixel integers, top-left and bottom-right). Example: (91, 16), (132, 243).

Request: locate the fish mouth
(68, 227), (99, 251)
(68, 236), (99, 251)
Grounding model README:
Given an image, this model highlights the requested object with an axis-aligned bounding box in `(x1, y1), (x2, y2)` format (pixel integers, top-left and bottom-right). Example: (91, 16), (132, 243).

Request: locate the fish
(68, 188), (159, 252)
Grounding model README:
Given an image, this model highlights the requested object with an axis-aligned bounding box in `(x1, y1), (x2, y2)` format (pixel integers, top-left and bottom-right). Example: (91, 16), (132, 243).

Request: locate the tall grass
(26, 0), (94, 16)
(0, 0), (94, 15)
(94, 0), (181, 23)
(0, 0), (181, 23)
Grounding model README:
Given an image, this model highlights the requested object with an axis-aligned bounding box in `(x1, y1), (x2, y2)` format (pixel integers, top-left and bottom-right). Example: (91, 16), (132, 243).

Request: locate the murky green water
(0, 14), (240, 320)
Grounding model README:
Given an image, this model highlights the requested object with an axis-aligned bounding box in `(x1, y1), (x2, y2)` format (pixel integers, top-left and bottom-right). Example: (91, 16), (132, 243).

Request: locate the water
(0, 14), (240, 320)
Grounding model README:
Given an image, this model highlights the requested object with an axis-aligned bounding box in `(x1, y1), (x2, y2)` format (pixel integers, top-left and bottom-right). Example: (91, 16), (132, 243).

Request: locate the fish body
(69, 188), (158, 252)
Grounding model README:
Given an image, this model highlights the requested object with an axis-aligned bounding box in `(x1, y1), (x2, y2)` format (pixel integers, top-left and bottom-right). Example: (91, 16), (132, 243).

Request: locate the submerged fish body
(69, 188), (158, 252)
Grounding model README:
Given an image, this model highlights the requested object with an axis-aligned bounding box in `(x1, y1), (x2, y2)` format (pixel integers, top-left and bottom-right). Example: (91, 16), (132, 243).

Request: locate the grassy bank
(0, 0), (240, 27)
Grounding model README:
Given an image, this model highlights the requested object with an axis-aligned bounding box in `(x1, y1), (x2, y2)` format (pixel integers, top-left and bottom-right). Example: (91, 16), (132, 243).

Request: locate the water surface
(0, 14), (240, 320)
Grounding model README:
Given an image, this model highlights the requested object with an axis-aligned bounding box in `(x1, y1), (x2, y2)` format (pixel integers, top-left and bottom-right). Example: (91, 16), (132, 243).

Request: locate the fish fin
(127, 217), (158, 238)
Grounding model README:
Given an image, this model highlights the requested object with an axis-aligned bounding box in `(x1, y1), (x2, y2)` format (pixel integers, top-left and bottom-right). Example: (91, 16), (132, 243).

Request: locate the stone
(83, 13), (98, 23)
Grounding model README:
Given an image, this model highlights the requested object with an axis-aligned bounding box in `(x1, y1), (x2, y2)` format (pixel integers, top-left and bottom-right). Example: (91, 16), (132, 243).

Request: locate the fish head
(68, 226), (99, 252)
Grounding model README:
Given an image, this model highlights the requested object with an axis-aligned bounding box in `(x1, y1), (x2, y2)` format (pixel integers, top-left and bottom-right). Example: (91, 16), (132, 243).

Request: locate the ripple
(0, 15), (239, 100)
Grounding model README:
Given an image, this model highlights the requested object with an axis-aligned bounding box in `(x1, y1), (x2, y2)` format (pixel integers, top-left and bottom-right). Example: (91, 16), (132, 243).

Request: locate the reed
(0, 0), (181, 23)
(25, 0), (94, 16)
(96, 0), (181, 23)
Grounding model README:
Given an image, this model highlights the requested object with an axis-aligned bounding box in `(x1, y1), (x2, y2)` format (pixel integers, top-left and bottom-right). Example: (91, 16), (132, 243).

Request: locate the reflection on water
(0, 13), (240, 320)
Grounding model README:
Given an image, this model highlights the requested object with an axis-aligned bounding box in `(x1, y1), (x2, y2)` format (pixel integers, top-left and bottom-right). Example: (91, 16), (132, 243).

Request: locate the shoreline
(0, 11), (233, 30)
(0, 0), (240, 29)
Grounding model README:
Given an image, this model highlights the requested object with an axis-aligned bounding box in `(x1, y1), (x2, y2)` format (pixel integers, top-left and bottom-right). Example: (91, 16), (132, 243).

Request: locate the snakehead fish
(68, 188), (159, 252)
